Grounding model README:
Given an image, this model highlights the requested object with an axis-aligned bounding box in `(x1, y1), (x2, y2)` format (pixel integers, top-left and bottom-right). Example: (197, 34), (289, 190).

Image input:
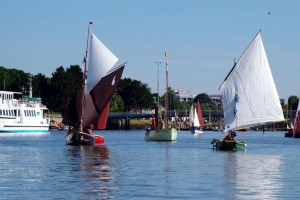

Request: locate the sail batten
(220, 32), (284, 131)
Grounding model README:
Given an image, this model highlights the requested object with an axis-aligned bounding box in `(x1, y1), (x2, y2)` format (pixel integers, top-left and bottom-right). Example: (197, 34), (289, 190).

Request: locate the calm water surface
(0, 130), (300, 199)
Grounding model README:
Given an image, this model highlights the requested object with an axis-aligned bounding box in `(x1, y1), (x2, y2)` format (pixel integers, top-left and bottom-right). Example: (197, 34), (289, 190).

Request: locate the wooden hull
(145, 128), (177, 141)
(65, 131), (104, 145)
(211, 139), (245, 151)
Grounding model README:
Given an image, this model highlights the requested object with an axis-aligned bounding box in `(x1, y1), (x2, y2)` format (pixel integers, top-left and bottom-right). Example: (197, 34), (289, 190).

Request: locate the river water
(0, 130), (299, 199)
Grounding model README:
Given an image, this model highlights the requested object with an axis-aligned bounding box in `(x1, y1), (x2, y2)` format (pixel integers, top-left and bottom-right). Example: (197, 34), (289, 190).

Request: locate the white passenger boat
(0, 91), (50, 132)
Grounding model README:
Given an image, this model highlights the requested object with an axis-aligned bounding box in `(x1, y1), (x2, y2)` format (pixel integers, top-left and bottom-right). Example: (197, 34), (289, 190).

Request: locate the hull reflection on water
(223, 153), (282, 199)
(68, 145), (115, 197)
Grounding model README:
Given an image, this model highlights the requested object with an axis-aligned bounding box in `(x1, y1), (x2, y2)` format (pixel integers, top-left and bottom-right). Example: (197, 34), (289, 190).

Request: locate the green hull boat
(211, 139), (246, 151)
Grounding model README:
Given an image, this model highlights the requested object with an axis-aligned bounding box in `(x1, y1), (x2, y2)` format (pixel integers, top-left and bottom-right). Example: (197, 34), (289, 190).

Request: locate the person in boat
(68, 126), (73, 134)
(223, 131), (236, 142)
(157, 116), (165, 130)
(87, 124), (94, 135)
(145, 123), (152, 132)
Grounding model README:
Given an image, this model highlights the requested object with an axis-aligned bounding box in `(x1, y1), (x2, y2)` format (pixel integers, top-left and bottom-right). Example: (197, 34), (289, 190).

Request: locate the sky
(0, 0), (299, 101)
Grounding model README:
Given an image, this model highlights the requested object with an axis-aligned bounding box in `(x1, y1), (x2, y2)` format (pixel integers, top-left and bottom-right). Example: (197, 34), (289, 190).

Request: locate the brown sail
(62, 64), (125, 129)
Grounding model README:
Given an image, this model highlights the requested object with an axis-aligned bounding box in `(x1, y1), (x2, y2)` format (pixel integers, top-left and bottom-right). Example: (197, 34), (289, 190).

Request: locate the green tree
(160, 87), (183, 110)
(65, 65), (83, 103)
(288, 95), (299, 111)
(0, 68), (28, 92)
(117, 78), (154, 111)
(110, 93), (124, 112)
(48, 66), (67, 112)
(194, 93), (210, 104)
(48, 65), (83, 112)
(32, 73), (51, 104)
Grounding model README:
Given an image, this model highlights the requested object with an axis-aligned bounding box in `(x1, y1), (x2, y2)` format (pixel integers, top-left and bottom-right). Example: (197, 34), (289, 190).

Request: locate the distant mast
(28, 74), (33, 98)
(164, 52), (169, 128)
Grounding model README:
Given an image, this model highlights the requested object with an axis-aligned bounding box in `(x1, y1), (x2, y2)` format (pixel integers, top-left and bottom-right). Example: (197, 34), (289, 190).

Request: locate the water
(0, 130), (300, 199)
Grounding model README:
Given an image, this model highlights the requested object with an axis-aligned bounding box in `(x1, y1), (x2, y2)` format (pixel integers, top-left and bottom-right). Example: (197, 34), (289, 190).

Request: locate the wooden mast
(165, 61), (169, 128)
(79, 21), (93, 131)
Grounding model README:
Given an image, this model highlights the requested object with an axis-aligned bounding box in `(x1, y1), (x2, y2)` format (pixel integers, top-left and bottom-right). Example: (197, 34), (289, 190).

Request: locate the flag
(164, 52), (168, 58)
(82, 56), (86, 64)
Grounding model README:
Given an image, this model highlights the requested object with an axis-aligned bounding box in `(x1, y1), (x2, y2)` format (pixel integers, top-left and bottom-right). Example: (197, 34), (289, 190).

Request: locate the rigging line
(80, 22), (93, 130)
(219, 30), (261, 90)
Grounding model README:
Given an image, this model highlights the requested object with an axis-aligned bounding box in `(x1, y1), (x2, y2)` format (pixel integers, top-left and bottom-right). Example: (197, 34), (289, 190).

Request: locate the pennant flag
(82, 56), (86, 64)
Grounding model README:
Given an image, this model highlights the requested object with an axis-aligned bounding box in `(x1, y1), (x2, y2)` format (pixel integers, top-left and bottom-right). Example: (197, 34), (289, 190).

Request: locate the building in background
(174, 89), (195, 102)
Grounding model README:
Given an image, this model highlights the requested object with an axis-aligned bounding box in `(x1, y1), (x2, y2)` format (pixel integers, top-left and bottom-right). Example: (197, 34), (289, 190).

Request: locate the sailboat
(284, 121), (294, 137)
(63, 22), (126, 145)
(212, 31), (284, 151)
(293, 99), (300, 138)
(190, 101), (204, 136)
(145, 61), (178, 141)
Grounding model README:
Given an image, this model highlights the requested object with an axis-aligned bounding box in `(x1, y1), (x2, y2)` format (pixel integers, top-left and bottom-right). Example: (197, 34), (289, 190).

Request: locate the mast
(165, 61), (169, 128)
(28, 74), (33, 98)
(79, 21), (93, 131)
(155, 61), (161, 106)
(219, 30), (262, 90)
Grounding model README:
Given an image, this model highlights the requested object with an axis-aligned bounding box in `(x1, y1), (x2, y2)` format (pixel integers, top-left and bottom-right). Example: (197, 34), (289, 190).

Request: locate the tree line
(0, 65), (299, 117)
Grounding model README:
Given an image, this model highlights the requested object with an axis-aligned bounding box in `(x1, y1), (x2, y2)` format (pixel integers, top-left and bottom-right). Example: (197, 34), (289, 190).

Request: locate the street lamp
(155, 61), (161, 106)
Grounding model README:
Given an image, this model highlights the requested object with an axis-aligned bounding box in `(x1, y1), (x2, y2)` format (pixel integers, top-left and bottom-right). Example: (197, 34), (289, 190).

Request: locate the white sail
(86, 33), (119, 94)
(220, 32), (284, 131)
(189, 104), (194, 126)
(194, 107), (200, 127)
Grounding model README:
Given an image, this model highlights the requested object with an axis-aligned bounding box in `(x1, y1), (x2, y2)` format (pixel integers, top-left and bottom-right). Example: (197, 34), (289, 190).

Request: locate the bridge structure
(108, 110), (224, 121)
(106, 110), (224, 130)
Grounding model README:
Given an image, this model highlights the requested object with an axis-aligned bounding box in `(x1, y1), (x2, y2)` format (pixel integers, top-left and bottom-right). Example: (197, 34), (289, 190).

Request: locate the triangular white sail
(194, 107), (200, 127)
(220, 32), (284, 131)
(86, 33), (119, 94)
(189, 104), (194, 126)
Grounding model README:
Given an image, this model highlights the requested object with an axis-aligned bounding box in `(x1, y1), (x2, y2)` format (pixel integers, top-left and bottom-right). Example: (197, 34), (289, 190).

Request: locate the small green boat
(211, 139), (246, 151)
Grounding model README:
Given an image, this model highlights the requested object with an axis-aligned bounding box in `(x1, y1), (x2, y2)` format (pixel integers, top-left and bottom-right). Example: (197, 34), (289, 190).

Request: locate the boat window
(14, 110), (17, 117)
(0, 110), (2, 115)
(18, 110), (20, 117)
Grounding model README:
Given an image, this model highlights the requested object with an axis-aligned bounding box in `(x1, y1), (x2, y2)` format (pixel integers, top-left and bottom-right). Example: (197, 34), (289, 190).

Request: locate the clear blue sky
(1, 0), (299, 101)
